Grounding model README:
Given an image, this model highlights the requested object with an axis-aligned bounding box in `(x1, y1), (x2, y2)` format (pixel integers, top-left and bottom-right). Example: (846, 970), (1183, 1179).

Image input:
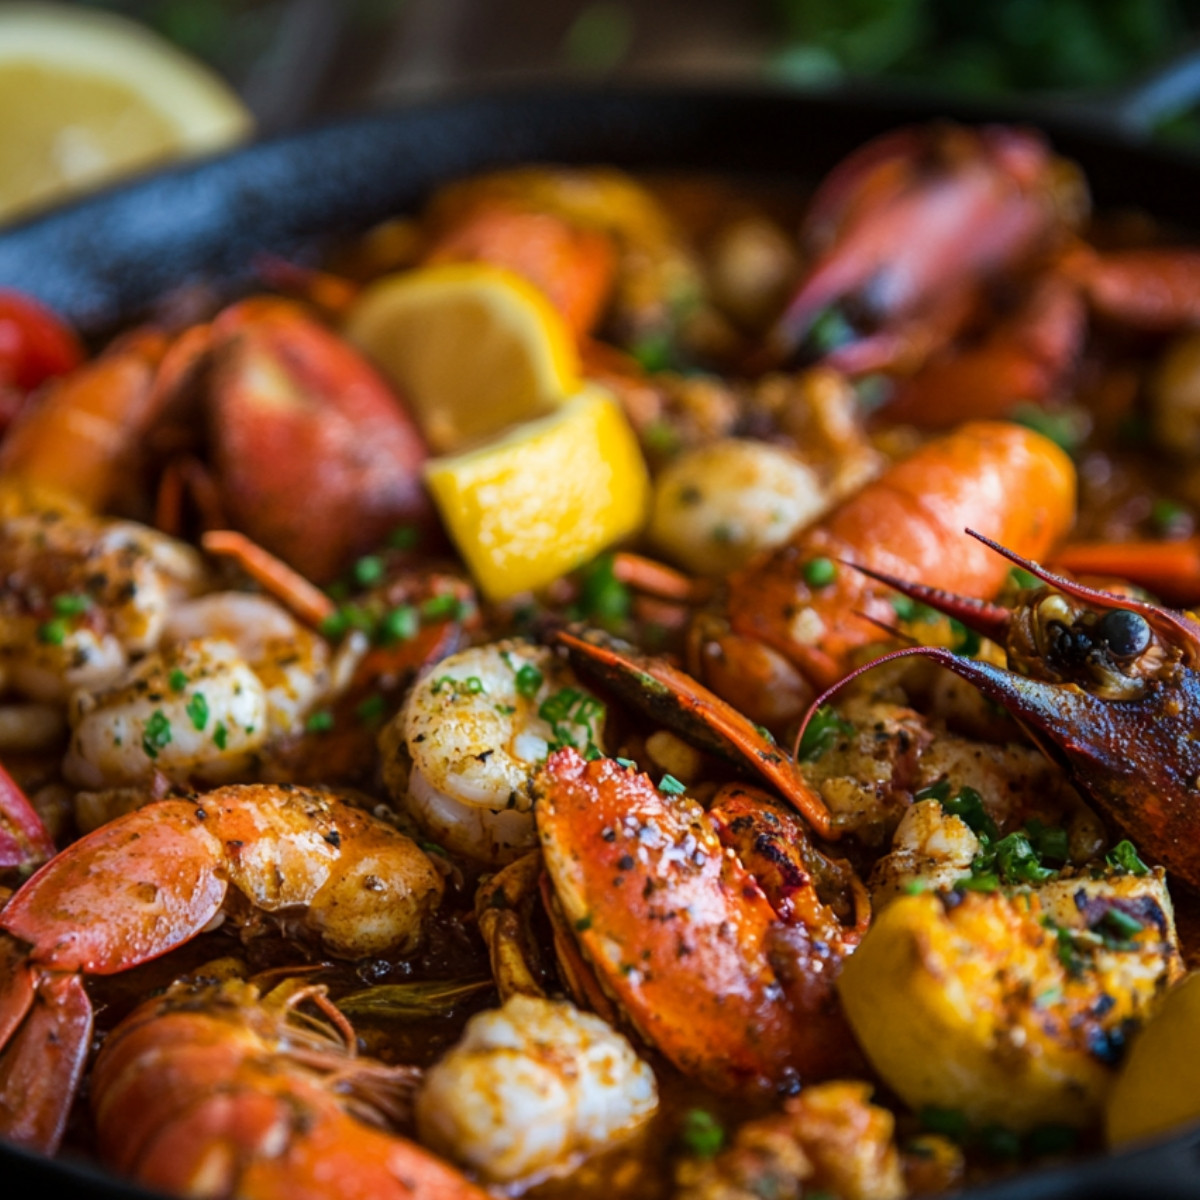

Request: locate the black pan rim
(1, 80), (1199, 1200)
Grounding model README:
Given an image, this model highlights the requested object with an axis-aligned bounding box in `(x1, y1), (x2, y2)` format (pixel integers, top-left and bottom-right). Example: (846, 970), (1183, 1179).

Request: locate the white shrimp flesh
(380, 640), (605, 863)
(416, 993), (658, 1185)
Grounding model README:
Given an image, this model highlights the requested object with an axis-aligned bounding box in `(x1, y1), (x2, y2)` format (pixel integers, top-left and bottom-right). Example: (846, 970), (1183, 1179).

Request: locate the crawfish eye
(1097, 608), (1152, 658)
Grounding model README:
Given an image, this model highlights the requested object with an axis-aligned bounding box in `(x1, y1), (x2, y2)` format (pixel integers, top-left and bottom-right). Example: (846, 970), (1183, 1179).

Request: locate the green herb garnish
(679, 1109), (725, 1158)
(797, 705), (855, 761)
(185, 692), (209, 732)
(142, 710), (172, 759)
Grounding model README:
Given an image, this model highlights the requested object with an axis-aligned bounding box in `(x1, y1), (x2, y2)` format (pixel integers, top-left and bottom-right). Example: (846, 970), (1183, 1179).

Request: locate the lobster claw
(812, 532), (1200, 889)
(763, 123), (1084, 373)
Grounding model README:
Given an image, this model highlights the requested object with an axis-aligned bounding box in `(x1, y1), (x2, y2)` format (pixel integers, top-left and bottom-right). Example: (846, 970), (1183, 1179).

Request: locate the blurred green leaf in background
(769, 0), (1200, 96)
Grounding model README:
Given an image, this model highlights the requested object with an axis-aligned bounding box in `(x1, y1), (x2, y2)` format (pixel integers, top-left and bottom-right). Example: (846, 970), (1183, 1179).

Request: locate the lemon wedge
(343, 262), (581, 454)
(1107, 971), (1200, 1146)
(425, 386), (649, 600)
(0, 3), (252, 225)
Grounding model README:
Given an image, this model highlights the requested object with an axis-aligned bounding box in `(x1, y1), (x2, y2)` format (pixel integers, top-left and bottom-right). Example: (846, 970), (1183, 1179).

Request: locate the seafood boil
(3, 117), (1200, 1200)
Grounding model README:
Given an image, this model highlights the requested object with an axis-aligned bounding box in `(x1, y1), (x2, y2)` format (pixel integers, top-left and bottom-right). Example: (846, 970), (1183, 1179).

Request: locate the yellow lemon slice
(0, 3), (252, 225)
(343, 262), (581, 454)
(425, 386), (649, 600)
(1107, 971), (1200, 1146)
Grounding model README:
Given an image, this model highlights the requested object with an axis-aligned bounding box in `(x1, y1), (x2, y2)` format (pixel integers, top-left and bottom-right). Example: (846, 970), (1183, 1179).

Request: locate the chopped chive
(305, 709), (334, 734)
(142, 710), (172, 759)
(378, 604), (418, 645)
(37, 618), (68, 645)
(514, 663), (544, 700)
(615, 757), (637, 769)
(319, 610), (350, 639)
(185, 692), (209, 732)
(353, 555), (385, 587)
(52, 593), (92, 617)
(462, 676), (485, 695)
(356, 694), (386, 724)
(679, 1109), (725, 1158)
(576, 554), (631, 625)
(658, 774), (686, 795)
(212, 721), (228, 750)
(421, 594), (463, 621)
(803, 557), (837, 588)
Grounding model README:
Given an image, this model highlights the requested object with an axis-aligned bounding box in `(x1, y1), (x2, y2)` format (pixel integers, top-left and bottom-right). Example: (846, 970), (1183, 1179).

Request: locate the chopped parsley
(185, 692), (209, 732)
(514, 663), (544, 700)
(51, 592), (92, 617)
(797, 705), (855, 761)
(305, 709), (334, 734)
(356, 694), (386, 724)
(353, 555), (385, 587)
(378, 605), (418, 645)
(1105, 840), (1149, 876)
(574, 554), (631, 625)
(212, 722), (228, 751)
(37, 618), (68, 645)
(679, 1109), (725, 1158)
(803, 556), (837, 588)
(168, 668), (188, 692)
(421, 593), (465, 621)
(142, 710), (172, 759)
(539, 687), (605, 759)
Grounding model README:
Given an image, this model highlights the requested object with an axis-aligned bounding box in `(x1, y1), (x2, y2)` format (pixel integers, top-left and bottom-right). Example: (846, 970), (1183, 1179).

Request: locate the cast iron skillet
(0, 83), (1199, 1199)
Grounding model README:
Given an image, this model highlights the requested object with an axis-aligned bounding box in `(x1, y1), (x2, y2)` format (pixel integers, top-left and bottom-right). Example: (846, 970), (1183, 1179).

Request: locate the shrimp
(0, 507), (206, 702)
(415, 993), (658, 1185)
(163, 591), (337, 736)
(63, 638), (269, 789)
(0, 782), (445, 1151)
(380, 640), (606, 864)
(64, 593), (348, 792)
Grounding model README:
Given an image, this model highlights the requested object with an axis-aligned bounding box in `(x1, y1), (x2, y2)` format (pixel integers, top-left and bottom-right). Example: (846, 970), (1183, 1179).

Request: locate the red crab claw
(0, 763), (55, 874)
(763, 124), (1082, 371)
(550, 625), (835, 838)
(810, 532), (1200, 889)
(203, 298), (436, 583)
(534, 750), (858, 1094)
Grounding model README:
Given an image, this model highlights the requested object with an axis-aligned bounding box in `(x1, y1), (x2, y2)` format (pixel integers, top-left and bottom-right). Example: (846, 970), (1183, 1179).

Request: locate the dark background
(65, 0), (1200, 139)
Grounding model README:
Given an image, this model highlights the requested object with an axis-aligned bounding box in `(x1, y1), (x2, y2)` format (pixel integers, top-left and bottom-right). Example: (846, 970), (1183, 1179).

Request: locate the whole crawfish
(815, 532), (1200, 890)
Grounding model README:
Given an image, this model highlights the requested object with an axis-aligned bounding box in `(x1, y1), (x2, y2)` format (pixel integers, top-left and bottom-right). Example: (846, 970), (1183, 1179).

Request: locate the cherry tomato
(0, 289), (83, 392)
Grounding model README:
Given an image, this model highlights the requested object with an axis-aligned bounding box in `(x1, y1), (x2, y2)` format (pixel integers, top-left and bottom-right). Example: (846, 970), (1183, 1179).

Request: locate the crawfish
(762, 123), (1084, 374)
(91, 971), (486, 1200)
(717, 419), (1076, 707)
(0, 782), (444, 1152)
(812, 532), (1200, 891)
